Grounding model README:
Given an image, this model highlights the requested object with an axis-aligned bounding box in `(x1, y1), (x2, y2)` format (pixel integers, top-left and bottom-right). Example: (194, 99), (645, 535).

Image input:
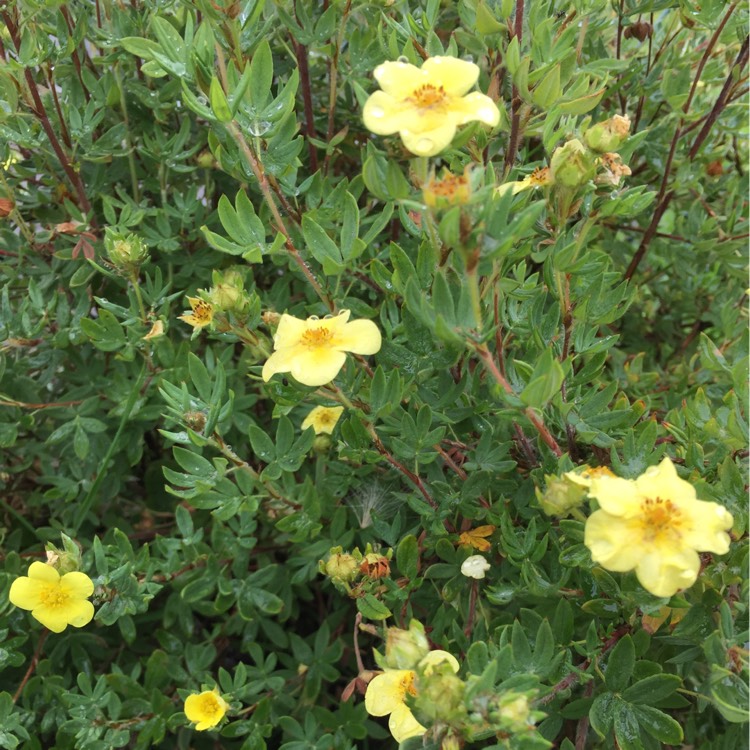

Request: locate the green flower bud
(384, 620), (430, 670)
(494, 693), (531, 731)
(413, 669), (466, 726)
(45, 533), (83, 575)
(104, 228), (149, 274)
(536, 474), (587, 518)
(321, 548), (360, 583)
(209, 269), (249, 314)
(584, 114), (631, 153)
(549, 139), (595, 188)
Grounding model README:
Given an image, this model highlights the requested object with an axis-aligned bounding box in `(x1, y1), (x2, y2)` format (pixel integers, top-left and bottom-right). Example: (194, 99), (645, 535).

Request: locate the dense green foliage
(0, 0), (747, 748)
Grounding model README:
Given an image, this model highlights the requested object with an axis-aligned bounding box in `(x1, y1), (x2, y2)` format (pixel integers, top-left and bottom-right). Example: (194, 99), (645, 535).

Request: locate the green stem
(0, 497), (43, 541)
(113, 64), (140, 203)
(73, 364), (147, 534)
(130, 274), (147, 323)
(467, 268), (483, 330)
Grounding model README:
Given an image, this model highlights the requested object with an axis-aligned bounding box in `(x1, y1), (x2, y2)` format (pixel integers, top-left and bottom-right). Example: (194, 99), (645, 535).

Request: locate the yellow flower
(9, 562), (94, 633)
(262, 310), (381, 387)
(362, 56), (500, 157)
(423, 167), (472, 208)
(302, 405), (344, 434)
(495, 166), (552, 197)
(458, 525), (495, 552)
(143, 320), (165, 340)
(584, 457), (734, 597)
(460, 554), (491, 579)
(178, 296), (214, 329)
(184, 688), (230, 731)
(563, 465), (616, 488)
(365, 650), (460, 743)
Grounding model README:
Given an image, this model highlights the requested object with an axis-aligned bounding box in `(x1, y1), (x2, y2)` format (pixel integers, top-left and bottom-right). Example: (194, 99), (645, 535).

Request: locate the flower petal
(588, 475), (642, 516)
(289, 348), (348, 387)
(682, 499), (733, 554)
(635, 548), (700, 598)
(452, 92), (500, 126)
(636, 457), (696, 505)
(373, 61), (427, 98)
(584, 510), (642, 572)
(362, 91), (408, 135)
(274, 313), (309, 348)
(60, 572), (94, 599)
(365, 671), (412, 716)
(333, 319), (382, 355)
(9, 576), (44, 611)
(262, 347), (298, 382)
(389, 702), (426, 743)
(31, 604), (70, 633)
(27, 561), (60, 583)
(400, 122), (457, 157)
(184, 694), (204, 723)
(419, 650), (460, 674)
(422, 56), (479, 96)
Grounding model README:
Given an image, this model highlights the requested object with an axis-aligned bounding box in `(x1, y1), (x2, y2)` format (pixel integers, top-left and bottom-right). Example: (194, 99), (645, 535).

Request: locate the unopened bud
(209, 269), (248, 314)
(414, 670), (466, 725)
(583, 115), (631, 153)
(536, 474), (587, 518)
(624, 21), (653, 41)
(0, 198), (14, 218)
(322, 549), (360, 583)
(104, 228), (149, 274)
(496, 693), (531, 731)
(384, 620), (430, 669)
(549, 139), (595, 188)
(184, 411), (207, 432)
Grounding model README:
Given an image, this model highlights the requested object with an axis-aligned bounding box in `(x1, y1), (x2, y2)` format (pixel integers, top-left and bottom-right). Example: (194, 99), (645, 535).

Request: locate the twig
(464, 580), (479, 638)
(293, 37), (319, 172)
(504, 0), (525, 175)
(323, 0), (352, 174)
(12, 630), (49, 703)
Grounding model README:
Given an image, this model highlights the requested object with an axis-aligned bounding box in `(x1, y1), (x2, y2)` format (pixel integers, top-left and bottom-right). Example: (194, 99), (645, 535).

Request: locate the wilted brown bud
(184, 411), (207, 432)
(0, 198), (14, 217)
(624, 21), (653, 42)
(360, 553), (391, 579)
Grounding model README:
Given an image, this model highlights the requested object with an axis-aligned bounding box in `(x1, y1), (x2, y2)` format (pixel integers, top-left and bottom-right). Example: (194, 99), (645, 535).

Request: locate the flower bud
(536, 474), (587, 518)
(45, 533), (83, 575)
(322, 549), (360, 583)
(495, 693), (531, 731)
(583, 114), (631, 153)
(384, 620), (430, 669)
(549, 139), (595, 188)
(0, 197), (14, 218)
(104, 228), (149, 274)
(313, 434), (332, 452)
(413, 670), (466, 725)
(209, 269), (250, 314)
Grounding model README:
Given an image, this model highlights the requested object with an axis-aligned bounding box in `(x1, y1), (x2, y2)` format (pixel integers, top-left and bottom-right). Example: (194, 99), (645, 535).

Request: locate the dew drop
(462, 54), (474, 63)
(248, 120), (271, 136)
(397, 55), (409, 64)
(369, 105), (385, 118)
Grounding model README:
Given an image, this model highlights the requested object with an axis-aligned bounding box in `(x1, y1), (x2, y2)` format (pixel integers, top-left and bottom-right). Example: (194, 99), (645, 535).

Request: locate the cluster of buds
(319, 544), (392, 593)
(104, 227), (149, 277)
(208, 268), (252, 317)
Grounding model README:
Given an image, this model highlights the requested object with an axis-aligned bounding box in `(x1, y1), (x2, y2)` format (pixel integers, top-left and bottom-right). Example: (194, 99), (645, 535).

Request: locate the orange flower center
(409, 84), (447, 109)
(529, 166), (551, 186)
(192, 301), (213, 324)
(39, 584), (69, 609)
(301, 327), (333, 348)
(399, 672), (418, 699)
(639, 497), (683, 543)
(429, 173), (468, 197)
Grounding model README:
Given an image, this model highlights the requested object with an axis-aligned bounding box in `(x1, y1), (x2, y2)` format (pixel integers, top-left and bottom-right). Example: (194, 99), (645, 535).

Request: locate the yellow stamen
(301, 327), (333, 348)
(40, 585), (70, 608)
(639, 497), (683, 543)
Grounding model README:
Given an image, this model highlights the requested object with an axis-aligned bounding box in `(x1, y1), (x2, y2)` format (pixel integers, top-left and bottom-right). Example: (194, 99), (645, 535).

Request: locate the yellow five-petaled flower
(178, 296), (214, 330)
(362, 56), (500, 157)
(584, 457), (734, 597)
(9, 562), (95, 633)
(184, 688), (230, 731)
(262, 310), (381, 387)
(302, 405), (345, 434)
(365, 650), (459, 743)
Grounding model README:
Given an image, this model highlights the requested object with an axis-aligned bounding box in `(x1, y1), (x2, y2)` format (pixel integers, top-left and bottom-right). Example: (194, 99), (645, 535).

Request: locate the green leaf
(631, 704), (683, 744)
(622, 674), (680, 704)
(605, 635), (635, 692)
(302, 215), (344, 275)
(589, 693), (616, 738)
(532, 64), (561, 109)
(249, 39), (273, 110)
(209, 77), (232, 123)
(613, 699), (643, 750)
(356, 594), (391, 621)
(396, 535), (419, 580)
(519, 349), (565, 408)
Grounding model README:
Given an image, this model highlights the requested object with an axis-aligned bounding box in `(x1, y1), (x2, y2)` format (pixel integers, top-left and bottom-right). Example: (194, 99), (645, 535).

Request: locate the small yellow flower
(458, 525), (496, 552)
(184, 688), (230, 731)
(365, 650), (459, 743)
(423, 168), (472, 208)
(178, 296), (214, 330)
(302, 405), (344, 435)
(585, 457), (734, 597)
(596, 152), (632, 187)
(495, 166), (552, 197)
(9, 562), (94, 633)
(362, 56), (500, 157)
(262, 310), (381, 387)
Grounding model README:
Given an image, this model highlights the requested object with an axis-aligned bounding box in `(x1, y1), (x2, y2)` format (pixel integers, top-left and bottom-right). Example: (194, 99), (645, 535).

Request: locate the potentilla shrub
(0, 1), (747, 749)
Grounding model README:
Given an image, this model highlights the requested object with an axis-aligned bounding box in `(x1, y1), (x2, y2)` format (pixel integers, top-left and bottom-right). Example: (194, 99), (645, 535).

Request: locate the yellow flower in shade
(495, 166), (552, 197)
(178, 296), (214, 329)
(9, 562), (94, 633)
(584, 457), (734, 597)
(365, 650), (460, 743)
(302, 405), (344, 435)
(458, 525), (496, 552)
(362, 56), (500, 157)
(563, 465), (616, 488)
(184, 688), (230, 731)
(262, 310), (381, 387)
(423, 168), (472, 208)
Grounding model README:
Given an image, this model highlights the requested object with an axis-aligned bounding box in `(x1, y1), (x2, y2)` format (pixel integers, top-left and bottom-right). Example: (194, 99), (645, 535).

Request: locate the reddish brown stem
(293, 38), (319, 173)
(504, 0), (525, 175)
(12, 630), (49, 704)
